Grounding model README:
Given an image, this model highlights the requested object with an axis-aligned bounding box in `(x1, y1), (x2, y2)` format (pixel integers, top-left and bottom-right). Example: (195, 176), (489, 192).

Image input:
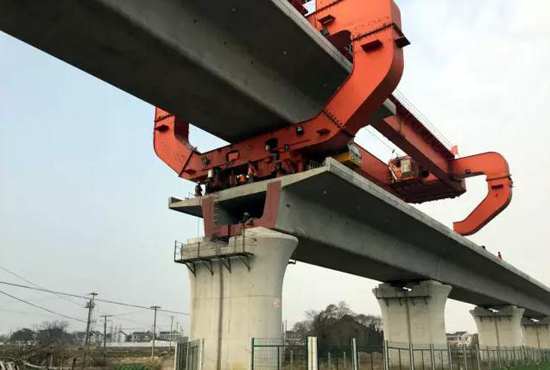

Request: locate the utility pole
(169, 316), (175, 351)
(151, 306), (161, 361)
(100, 315), (112, 350)
(83, 292), (98, 366)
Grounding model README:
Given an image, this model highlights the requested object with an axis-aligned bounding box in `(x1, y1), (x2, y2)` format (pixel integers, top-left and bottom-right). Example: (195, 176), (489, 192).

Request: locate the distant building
(131, 331), (153, 343)
(72, 331), (103, 345)
(447, 331), (478, 346)
(158, 331), (186, 342)
(318, 315), (383, 349)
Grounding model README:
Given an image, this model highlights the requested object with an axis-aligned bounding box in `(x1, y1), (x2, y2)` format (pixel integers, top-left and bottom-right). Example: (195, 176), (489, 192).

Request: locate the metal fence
(250, 338), (550, 370)
(251, 338), (308, 370)
(386, 342), (550, 370)
(317, 345), (384, 370)
(174, 340), (202, 370)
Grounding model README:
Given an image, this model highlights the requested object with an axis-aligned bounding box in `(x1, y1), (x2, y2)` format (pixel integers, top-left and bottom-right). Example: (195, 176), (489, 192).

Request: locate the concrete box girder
(0, 0), (351, 142)
(170, 159), (550, 318)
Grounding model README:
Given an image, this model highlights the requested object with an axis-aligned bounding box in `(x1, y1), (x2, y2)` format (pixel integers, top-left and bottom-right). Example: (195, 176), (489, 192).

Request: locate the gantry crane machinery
(0, 0), (512, 238)
(153, 0), (512, 237)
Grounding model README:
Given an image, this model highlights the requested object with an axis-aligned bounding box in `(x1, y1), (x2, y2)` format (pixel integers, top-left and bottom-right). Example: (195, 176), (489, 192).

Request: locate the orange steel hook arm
(153, 0), (406, 182)
(451, 152), (513, 236)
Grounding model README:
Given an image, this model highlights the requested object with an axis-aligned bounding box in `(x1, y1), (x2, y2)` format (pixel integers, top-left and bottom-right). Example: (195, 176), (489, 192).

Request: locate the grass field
(507, 364), (550, 370)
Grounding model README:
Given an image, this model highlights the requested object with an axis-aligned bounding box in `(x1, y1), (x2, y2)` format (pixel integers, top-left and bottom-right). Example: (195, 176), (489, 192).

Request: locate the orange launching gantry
(153, 0), (512, 237)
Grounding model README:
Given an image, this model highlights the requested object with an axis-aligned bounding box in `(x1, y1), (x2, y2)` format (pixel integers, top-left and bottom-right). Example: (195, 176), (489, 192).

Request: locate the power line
(0, 289), (86, 323)
(109, 314), (150, 326)
(364, 127), (402, 156)
(0, 264), (84, 308)
(0, 308), (73, 318)
(393, 90), (453, 149)
(111, 309), (150, 318)
(0, 280), (189, 315)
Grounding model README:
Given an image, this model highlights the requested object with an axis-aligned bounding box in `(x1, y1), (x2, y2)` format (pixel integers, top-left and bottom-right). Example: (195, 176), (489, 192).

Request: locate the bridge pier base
(184, 227), (298, 370)
(522, 317), (550, 349)
(374, 280), (452, 368)
(471, 306), (526, 348)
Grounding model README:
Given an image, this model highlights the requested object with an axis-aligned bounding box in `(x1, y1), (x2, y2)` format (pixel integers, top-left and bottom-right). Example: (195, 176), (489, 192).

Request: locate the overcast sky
(1, 0), (550, 336)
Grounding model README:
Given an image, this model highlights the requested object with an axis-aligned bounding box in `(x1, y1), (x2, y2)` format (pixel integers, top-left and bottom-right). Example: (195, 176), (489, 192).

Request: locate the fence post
(352, 338), (358, 370)
(409, 343), (415, 370)
(185, 340), (191, 370)
(277, 345), (280, 370)
(173, 342), (179, 370)
(462, 344), (468, 370)
(430, 344), (435, 370)
(475, 345), (481, 370)
(384, 340), (390, 370)
(251, 338), (255, 370)
(308, 337), (318, 370)
(447, 344), (453, 370)
(505, 346), (509, 367)
(344, 351), (347, 368)
(291, 350), (294, 370)
(328, 352), (331, 370)
(200, 338), (205, 370)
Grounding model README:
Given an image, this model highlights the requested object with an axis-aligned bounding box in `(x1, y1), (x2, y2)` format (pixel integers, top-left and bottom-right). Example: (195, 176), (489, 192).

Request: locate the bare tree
(36, 321), (72, 346)
(354, 314), (383, 331)
(9, 328), (34, 344)
(292, 302), (383, 342)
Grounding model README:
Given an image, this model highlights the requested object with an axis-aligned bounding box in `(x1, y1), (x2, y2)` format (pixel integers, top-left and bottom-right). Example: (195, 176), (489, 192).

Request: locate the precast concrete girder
(170, 158), (550, 318)
(0, 0), (351, 142)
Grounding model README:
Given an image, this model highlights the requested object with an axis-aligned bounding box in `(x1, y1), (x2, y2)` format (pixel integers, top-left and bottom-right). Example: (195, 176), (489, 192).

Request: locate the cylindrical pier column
(187, 227), (298, 370)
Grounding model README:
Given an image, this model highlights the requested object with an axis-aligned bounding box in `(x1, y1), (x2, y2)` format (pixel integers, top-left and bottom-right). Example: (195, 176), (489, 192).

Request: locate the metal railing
(251, 338), (550, 370)
(251, 338), (308, 370)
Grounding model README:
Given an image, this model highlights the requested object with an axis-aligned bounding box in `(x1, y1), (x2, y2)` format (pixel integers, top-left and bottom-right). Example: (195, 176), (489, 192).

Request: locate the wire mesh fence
(385, 342), (450, 370)
(317, 345), (385, 370)
(251, 338), (308, 370)
(174, 340), (201, 370)
(250, 337), (550, 370)
(386, 343), (550, 370)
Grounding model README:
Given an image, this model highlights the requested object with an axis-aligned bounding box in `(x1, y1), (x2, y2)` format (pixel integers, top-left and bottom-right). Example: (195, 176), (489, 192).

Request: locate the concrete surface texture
(522, 318), (550, 349)
(0, 0), (350, 142)
(170, 158), (550, 318)
(187, 227), (298, 370)
(471, 306), (526, 347)
(374, 280), (452, 345)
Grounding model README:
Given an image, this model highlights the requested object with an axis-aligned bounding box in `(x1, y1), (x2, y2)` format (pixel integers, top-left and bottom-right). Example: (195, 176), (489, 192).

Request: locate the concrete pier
(184, 227), (298, 370)
(171, 159), (550, 319)
(374, 280), (452, 345)
(471, 306), (526, 347)
(522, 318), (550, 349)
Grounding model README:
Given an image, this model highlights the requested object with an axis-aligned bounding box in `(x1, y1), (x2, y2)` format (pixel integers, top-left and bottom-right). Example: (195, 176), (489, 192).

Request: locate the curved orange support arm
(153, 0), (405, 182)
(451, 152), (513, 236)
(153, 108), (197, 177)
